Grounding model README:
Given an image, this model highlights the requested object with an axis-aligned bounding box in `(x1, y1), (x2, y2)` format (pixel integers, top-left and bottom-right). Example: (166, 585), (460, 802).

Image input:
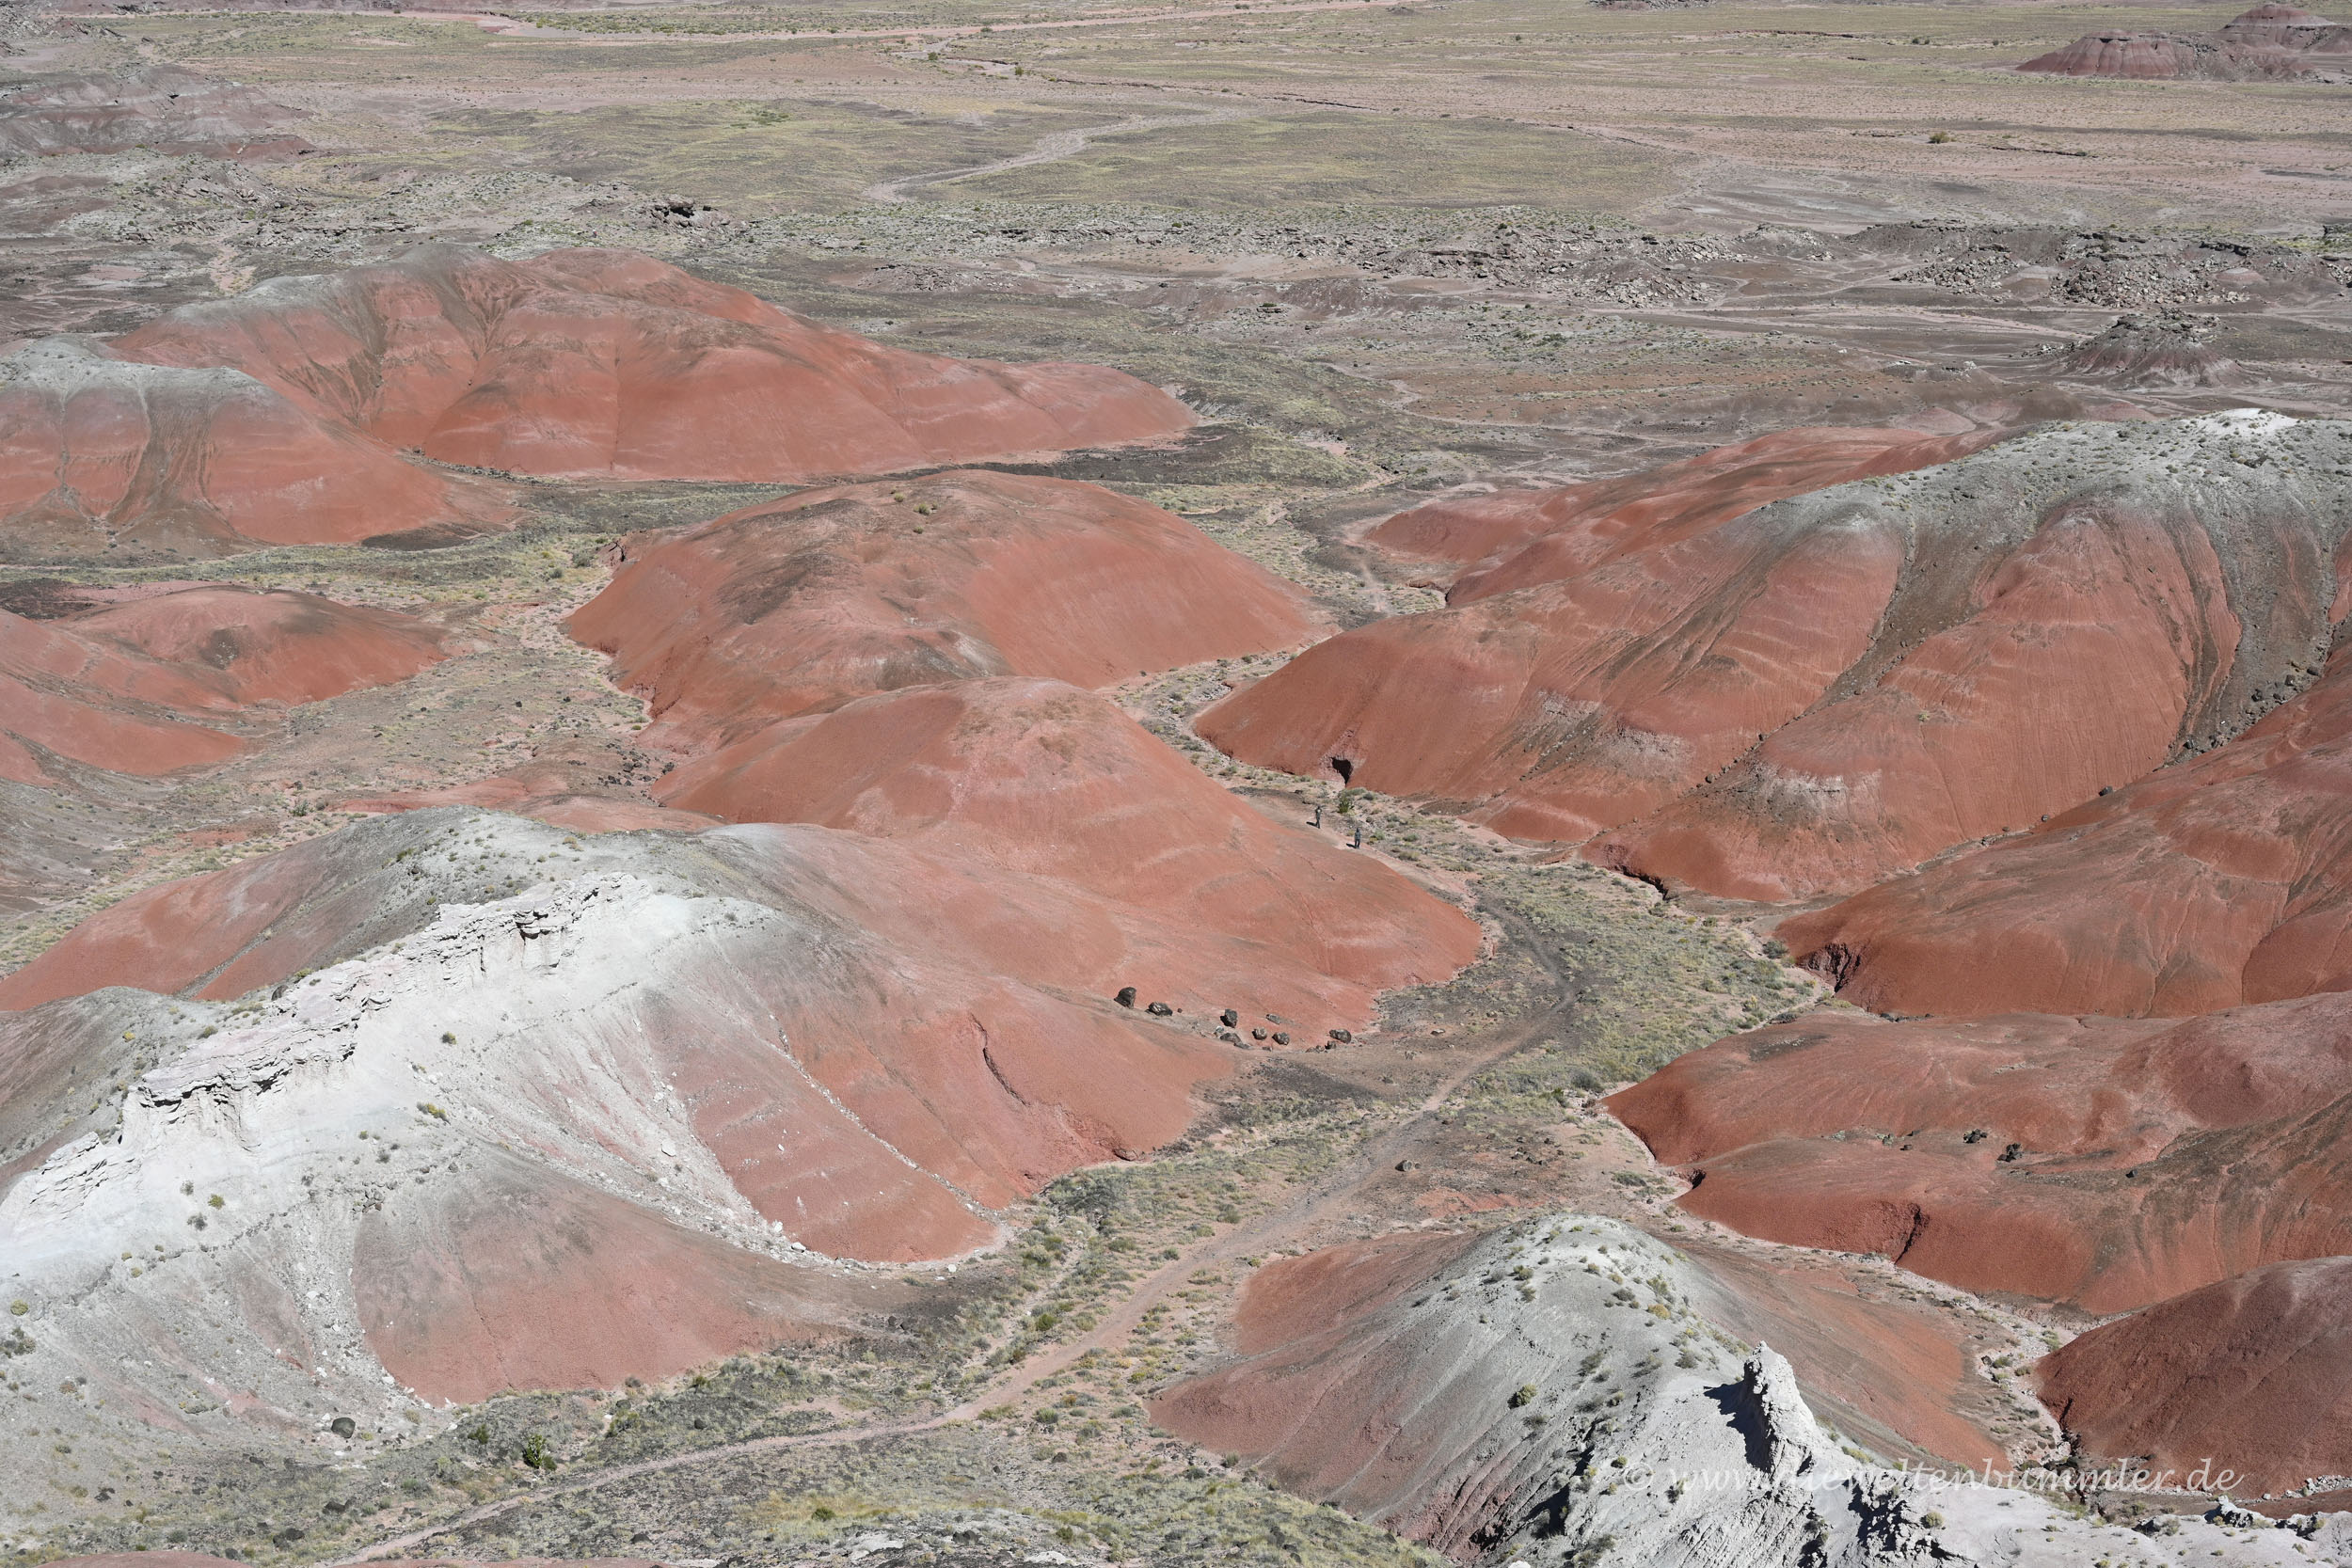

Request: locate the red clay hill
(550, 467), (1473, 1020)
(657, 676), (1472, 1022)
(571, 467), (1318, 752)
(1365, 423), (2000, 601)
(3, 245), (1191, 556)
(1782, 634), (2352, 1019)
(1609, 995), (2352, 1315)
(1202, 413), (2352, 902)
(2037, 1258), (2352, 1497)
(0, 337), (511, 558)
(1608, 995), (2352, 1495)
(117, 245), (1191, 482)
(2019, 6), (2352, 82)
(0, 796), (1470, 1413)
(0, 583), (448, 785)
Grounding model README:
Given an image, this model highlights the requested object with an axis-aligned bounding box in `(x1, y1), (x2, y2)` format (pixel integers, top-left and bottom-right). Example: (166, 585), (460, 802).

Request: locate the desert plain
(4, 0), (2352, 1564)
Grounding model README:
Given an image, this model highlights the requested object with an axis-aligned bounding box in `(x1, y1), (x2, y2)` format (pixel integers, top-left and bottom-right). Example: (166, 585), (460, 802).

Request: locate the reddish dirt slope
(0, 811), (449, 1008)
(64, 584), (450, 706)
(1781, 641), (2352, 1019)
(571, 468), (1323, 749)
(119, 244), (1193, 483)
(2017, 33), (2211, 78)
(0, 586), (447, 785)
(1203, 415), (2352, 901)
(351, 1148), (883, 1399)
(0, 339), (510, 557)
(5, 244), (1187, 554)
(1149, 1229), (1488, 1527)
(342, 760), (721, 834)
(661, 677), (1480, 1022)
(2035, 1258), (2352, 1496)
(1608, 997), (2352, 1312)
(1159, 1225), (2008, 1507)
(1370, 423), (1997, 599)
(0, 811), (1250, 1263)
(0, 606), (246, 784)
(1679, 1243), (2006, 1469)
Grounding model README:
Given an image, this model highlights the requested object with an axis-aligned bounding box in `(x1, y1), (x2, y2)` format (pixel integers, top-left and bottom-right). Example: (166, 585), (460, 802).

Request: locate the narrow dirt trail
(859, 106), (1245, 204)
(330, 899), (1572, 1565)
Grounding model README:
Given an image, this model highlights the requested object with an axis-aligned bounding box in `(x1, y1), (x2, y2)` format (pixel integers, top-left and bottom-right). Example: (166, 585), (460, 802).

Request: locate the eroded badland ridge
(5, 2), (2352, 1566)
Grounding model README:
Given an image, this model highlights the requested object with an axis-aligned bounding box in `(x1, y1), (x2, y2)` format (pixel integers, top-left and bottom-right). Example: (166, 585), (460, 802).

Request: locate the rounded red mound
(1204, 415), (2352, 902)
(1781, 638), (2352, 1018)
(119, 244), (1194, 484)
(0, 338), (510, 557)
(0, 584), (448, 785)
(571, 467), (1323, 751)
(2037, 1257), (2352, 1497)
(1608, 995), (2352, 1312)
(660, 676), (1481, 1022)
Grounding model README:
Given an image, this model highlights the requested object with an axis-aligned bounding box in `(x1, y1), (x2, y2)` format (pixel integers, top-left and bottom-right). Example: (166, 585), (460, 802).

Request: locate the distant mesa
(0, 65), (312, 160)
(1203, 413), (2352, 903)
(2018, 5), (2352, 81)
(0, 583), (448, 785)
(570, 467), (1322, 752)
(2, 245), (1192, 558)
